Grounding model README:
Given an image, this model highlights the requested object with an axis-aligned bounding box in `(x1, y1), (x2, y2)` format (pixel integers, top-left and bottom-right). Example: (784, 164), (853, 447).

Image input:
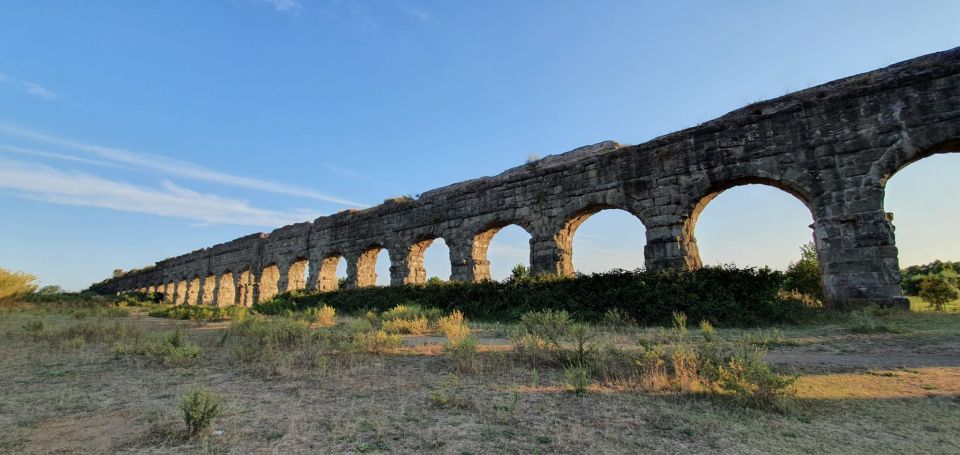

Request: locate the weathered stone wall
(93, 47), (960, 309)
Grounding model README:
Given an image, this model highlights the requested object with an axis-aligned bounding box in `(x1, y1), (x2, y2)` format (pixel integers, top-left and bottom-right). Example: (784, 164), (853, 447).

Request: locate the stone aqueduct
(94, 47), (960, 309)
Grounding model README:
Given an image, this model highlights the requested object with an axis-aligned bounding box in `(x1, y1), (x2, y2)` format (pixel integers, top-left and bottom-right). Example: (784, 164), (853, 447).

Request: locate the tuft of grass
(180, 387), (223, 438)
(700, 320), (715, 342)
(848, 308), (905, 334)
(381, 316), (429, 335)
(148, 305), (246, 322)
(113, 330), (200, 367)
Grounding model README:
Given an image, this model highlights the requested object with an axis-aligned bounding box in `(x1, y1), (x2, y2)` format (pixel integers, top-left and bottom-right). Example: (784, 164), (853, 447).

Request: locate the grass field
(909, 295), (960, 313)
(1, 301), (959, 454)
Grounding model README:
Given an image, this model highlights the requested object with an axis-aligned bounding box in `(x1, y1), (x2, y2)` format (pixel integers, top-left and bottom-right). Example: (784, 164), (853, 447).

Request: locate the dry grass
(0, 304), (959, 453)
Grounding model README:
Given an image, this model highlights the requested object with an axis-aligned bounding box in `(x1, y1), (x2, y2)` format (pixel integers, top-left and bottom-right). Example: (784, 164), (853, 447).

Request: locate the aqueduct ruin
(93, 47), (960, 309)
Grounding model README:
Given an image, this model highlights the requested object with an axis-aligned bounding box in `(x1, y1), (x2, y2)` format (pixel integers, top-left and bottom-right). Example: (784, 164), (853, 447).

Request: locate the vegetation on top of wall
(255, 266), (814, 326)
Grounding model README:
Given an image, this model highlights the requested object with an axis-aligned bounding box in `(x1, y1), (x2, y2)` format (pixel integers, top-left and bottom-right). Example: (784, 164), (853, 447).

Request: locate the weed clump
(113, 330), (201, 367)
(180, 387), (223, 438)
(148, 305), (246, 322)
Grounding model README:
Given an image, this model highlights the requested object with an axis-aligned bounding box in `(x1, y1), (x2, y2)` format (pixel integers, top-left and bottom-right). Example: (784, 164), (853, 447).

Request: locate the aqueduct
(93, 47), (960, 309)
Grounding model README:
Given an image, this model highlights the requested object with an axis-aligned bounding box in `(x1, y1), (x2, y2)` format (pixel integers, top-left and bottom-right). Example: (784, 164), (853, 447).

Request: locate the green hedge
(254, 266), (811, 326)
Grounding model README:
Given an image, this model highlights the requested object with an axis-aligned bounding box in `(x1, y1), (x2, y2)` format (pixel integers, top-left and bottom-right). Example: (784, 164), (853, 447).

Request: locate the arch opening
(202, 274), (216, 305)
(563, 207), (646, 275)
(217, 272), (236, 307)
(356, 245), (386, 287)
(317, 254), (347, 292)
(238, 269), (254, 306)
(409, 237), (451, 284)
(375, 248), (391, 286)
(175, 279), (187, 305)
(287, 258), (309, 292)
(474, 224), (532, 282)
(884, 150), (960, 311)
(689, 183), (814, 271)
(187, 276), (200, 305)
(259, 264), (280, 302)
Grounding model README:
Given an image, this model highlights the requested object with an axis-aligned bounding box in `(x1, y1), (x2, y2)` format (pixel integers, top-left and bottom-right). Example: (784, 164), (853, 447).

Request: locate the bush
(382, 316), (429, 335)
(438, 310), (471, 345)
(113, 330), (201, 367)
(148, 305), (246, 321)
(253, 266), (805, 326)
(0, 268), (37, 302)
(564, 365), (591, 394)
(351, 329), (403, 353)
(782, 242), (822, 301)
(520, 309), (571, 348)
(918, 276), (959, 311)
(180, 388), (223, 438)
(698, 344), (796, 411)
(312, 305), (336, 327)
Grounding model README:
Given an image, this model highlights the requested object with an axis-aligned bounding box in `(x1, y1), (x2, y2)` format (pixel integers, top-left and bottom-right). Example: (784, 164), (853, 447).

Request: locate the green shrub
(149, 305), (246, 321)
(113, 330), (201, 367)
(698, 344), (796, 411)
(564, 364), (591, 394)
(180, 388), (223, 438)
(520, 309), (571, 348)
(253, 266), (803, 326)
(22, 318), (45, 333)
(351, 329), (403, 353)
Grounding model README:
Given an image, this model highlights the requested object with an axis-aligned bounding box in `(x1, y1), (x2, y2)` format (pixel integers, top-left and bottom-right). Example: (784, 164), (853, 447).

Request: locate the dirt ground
(1, 308), (959, 454)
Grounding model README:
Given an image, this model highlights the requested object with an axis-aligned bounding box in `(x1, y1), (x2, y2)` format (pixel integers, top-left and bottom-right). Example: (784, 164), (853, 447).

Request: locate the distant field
(909, 295), (960, 312)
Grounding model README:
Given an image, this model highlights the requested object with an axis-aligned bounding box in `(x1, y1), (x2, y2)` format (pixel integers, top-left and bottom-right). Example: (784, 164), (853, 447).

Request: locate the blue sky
(1, 1), (958, 290)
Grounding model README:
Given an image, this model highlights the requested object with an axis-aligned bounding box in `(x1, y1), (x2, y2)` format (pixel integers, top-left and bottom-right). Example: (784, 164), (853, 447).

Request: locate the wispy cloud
(253, 0), (302, 15)
(0, 72), (57, 100)
(0, 158), (317, 227)
(399, 6), (437, 24)
(0, 123), (366, 207)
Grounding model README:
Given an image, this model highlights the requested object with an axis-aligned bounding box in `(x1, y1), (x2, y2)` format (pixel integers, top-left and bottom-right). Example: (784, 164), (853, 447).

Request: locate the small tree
(918, 276), (959, 311)
(506, 264), (529, 284)
(782, 242), (822, 300)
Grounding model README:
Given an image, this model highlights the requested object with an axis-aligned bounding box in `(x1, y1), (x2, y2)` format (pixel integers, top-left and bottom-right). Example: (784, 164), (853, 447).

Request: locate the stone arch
(217, 272), (236, 307)
(238, 269), (254, 306)
(316, 253), (345, 292)
(259, 264), (280, 301)
(202, 274), (217, 305)
(555, 203), (646, 276)
(881, 144), (960, 269)
(468, 221), (534, 281)
(680, 177), (815, 267)
(355, 244), (387, 288)
(872, 138), (960, 190)
(554, 204), (646, 277)
(163, 282), (175, 302)
(175, 279), (187, 305)
(395, 235), (454, 285)
(187, 276), (201, 305)
(287, 258), (309, 292)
